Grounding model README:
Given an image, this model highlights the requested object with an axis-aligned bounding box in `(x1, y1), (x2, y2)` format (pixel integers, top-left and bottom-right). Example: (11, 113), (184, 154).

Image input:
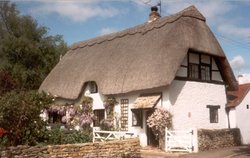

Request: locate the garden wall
(0, 138), (140, 158)
(198, 128), (241, 151)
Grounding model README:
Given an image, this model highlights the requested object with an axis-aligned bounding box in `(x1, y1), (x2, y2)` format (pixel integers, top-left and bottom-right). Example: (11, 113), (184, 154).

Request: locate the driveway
(179, 145), (250, 158)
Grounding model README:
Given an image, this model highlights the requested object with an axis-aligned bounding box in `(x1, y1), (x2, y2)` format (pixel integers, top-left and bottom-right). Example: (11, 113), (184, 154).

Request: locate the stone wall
(198, 128), (241, 151)
(0, 138), (141, 158)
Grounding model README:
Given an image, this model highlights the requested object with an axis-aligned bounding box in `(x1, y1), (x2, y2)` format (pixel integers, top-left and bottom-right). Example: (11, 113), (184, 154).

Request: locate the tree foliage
(0, 1), (68, 92)
(0, 91), (54, 146)
(0, 1), (69, 146)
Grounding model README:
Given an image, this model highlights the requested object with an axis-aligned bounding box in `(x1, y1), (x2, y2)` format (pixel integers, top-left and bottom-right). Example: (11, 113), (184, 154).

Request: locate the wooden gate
(93, 128), (134, 142)
(165, 129), (194, 153)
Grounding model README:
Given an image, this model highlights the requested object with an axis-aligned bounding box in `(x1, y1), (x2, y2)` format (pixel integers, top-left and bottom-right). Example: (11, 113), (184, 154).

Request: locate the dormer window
(188, 52), (212, 81)
(89, 81), (98, 93)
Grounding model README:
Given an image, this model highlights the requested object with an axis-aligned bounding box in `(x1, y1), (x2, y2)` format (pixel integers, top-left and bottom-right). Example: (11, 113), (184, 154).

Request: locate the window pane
(209, 107), (218, 123)
(93, 109), (105, 126)
(132, 109), (142, 128)
(201, 65), (210, 81)
(189, 63), (199, 79)
(121, 99), (129, 131)
(90, 81), (98, 93)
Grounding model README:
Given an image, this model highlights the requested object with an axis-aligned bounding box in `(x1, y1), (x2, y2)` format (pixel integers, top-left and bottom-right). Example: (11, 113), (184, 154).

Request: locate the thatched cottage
(39, 6), (237, 147)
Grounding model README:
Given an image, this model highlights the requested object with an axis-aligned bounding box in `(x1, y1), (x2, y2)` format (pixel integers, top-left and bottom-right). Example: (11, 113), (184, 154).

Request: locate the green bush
(44, 127), (92, 145)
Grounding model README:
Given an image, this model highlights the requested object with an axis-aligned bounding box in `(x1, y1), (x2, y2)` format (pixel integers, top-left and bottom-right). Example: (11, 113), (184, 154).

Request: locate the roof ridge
(70, 5), (205, 51)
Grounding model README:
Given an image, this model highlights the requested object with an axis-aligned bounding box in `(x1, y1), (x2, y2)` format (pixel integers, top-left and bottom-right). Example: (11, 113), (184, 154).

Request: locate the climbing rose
(147, 108), (172, 139)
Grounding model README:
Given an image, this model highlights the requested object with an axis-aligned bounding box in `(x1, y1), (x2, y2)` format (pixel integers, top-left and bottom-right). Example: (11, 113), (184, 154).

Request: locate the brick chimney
(148, 6), (161, 23)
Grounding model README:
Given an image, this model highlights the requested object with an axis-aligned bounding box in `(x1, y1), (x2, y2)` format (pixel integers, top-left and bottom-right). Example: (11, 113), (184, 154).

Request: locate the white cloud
(230, 55), (246, 69)
(30, 1), (119, 23)
(238, 73), (250, 84)
(218, 24), (250, 38)
(160, 0), (233, 25)
(99, 27), (118, 35)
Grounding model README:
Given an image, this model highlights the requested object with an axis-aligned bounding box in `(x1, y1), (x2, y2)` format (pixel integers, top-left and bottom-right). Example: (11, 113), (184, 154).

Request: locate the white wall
(114, 86), (168, 147)
(84, 84), (105, 110)
(234, 93), (250, 144)
(228, 108), (236, 128)
(169, 80), (228, 130)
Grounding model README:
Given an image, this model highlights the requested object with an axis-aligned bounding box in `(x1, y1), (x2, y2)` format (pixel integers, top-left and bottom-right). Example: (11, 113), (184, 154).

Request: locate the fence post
(92, 127), (95, 142)
(192, 128), (198, 152)
(165, 127), (168, 152)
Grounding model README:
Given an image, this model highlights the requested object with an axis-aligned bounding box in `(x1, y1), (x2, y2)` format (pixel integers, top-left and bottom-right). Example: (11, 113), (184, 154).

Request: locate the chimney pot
(148, 6), (161, 23)
(151, 6), (158, 12)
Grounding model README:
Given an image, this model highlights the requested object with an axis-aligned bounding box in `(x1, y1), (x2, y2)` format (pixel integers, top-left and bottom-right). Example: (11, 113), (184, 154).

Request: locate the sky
(13, 0), (250, 76)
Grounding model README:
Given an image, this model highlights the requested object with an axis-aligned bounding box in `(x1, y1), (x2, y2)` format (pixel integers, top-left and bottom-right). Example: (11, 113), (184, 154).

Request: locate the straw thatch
(132, 93), (161, 109)
(39, 6), (237, 100)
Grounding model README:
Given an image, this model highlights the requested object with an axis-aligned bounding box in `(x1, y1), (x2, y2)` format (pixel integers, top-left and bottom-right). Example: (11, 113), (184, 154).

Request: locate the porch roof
(132, 93), (161, 109)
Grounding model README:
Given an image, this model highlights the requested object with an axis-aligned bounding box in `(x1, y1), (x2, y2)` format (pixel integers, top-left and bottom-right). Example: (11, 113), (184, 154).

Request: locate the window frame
(89, 81), (98, 94)
(131, 109), (143, 128)
(93, 109), (105, 127)
(188, 52), (212, 81)
(120, 99), (129, 131)
(207, 105), (220, 123)
(188, 63), (199, 79)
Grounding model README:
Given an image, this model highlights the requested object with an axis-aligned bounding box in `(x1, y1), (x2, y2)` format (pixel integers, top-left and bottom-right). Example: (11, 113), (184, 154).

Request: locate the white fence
(93, 128), (134, 142)
(165, 128), (198, 153)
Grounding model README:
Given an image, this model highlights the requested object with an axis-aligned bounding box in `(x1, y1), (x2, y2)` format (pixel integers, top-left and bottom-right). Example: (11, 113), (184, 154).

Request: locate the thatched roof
(39, 6), (237, 100)
(132, 93), (161, 109)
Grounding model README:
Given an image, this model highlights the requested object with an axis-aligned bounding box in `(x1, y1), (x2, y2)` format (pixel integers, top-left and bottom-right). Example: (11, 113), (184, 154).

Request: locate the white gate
(92, 128), (134, 142)
(165, 128), (197, 153)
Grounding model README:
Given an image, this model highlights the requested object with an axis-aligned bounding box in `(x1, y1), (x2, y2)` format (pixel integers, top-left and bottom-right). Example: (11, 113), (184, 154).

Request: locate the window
(189, 63), (199, 79)
(207, 105), (220, 123)
(200, 64), (211, 80)
(120, 99), (129, 131)
(48, 111), (63, 124)
(188, 52), (212, 81)
(93, 109), (105, 126)
(89, 81), (98, 93)
(132, 109), (143, 128)
(247, 105), (249, 109)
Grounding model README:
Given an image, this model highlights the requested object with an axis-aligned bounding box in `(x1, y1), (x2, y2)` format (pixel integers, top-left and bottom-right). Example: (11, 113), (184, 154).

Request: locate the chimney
(148, 6), (161, 23)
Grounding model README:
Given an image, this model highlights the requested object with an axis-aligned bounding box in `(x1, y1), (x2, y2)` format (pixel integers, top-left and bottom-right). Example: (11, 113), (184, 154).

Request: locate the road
(179, 145), (250, 158)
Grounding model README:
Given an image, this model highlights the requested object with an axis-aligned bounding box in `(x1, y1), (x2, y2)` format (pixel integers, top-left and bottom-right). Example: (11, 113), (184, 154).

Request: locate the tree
(0, 91), (54, 146)
(0, 1), (68, 92)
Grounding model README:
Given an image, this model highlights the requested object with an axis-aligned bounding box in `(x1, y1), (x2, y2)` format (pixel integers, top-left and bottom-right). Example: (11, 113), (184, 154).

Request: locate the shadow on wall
(169, 81), (186, 105)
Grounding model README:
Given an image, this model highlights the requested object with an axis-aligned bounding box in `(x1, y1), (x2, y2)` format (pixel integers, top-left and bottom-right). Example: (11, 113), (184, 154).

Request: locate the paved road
(179, 145), (250, 158)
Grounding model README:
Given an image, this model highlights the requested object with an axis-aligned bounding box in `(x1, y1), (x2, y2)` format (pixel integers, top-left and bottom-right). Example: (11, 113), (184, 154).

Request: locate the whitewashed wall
(234, 93), (250, 144)
(228, 108), (236, 128)
(114, 87), (168, 147)
(84, 83), (105, 110)
(169, 80), (228, 130)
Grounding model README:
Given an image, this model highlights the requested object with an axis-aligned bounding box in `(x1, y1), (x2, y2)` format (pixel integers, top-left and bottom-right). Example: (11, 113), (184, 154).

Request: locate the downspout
(225, 106), (230, 129)
(225, 88), (231, 129)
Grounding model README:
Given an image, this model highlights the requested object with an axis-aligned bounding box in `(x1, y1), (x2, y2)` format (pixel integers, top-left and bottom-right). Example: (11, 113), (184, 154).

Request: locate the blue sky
(14, 0), (250, 75)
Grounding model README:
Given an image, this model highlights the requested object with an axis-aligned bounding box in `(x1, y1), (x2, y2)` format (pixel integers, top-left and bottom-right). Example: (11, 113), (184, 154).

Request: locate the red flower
(0, 128), (6, 137)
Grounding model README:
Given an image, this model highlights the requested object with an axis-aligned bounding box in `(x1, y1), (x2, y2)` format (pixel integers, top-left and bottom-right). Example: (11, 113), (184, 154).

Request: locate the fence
(93, 128), (134, 142)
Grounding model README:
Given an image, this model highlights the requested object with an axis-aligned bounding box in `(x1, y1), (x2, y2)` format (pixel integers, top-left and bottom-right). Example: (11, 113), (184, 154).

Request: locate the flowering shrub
(100, 118), (114, 131)
(104, 97), (118, 117)
(147, 108), (172, 139)
(46, 96), (95, 129)
(0, 90), (54, 146)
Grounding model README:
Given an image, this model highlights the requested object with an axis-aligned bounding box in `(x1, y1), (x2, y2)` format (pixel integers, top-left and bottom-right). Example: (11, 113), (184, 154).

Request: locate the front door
(146, 109), (159, 147)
